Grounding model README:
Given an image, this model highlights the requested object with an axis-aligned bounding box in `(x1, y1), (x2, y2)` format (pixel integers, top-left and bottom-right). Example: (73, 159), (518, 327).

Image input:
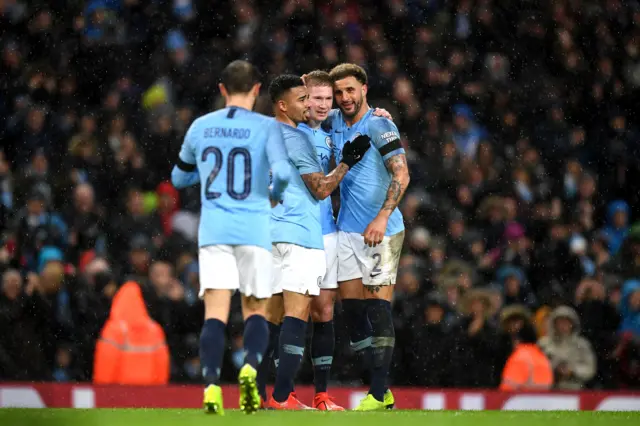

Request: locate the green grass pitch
(1, 409), (639, 426)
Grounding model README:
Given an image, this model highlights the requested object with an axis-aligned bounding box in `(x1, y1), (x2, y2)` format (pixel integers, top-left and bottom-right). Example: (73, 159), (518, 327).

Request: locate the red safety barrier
(1, 383), (640, 410)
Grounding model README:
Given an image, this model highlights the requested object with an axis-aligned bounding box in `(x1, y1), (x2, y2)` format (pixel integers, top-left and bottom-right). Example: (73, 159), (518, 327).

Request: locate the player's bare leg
(257, 294), (284, 406)
(201, 289), (233, 415)
(268, 291), (314, 410)
(309, 289), (344, 410)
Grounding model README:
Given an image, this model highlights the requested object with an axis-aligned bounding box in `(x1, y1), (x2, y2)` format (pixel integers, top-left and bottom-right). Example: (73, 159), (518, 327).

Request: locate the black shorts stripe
(378, 139), (402, 157)
(176, 158), (196, 172)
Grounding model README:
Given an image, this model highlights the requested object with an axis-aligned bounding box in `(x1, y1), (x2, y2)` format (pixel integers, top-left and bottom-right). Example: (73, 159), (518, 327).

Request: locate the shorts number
(371, 253), (382, 274)
(202, 147), (252, 200)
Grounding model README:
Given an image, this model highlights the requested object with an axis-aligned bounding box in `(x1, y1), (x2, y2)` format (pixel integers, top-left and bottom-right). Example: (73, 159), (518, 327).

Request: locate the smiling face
(307, 84), (333, 123)
(332, 75), (367, 119)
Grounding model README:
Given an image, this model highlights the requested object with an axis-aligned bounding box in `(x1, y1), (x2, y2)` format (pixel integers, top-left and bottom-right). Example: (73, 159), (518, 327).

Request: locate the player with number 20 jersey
(171, 60), (291, 416)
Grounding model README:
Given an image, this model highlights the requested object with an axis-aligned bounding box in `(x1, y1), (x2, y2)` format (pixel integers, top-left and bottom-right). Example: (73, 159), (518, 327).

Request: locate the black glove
(341, 135), (371, 168)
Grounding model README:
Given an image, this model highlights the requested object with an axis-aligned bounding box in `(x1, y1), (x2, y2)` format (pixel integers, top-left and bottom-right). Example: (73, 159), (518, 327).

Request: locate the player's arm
(301, 163), (349, 200)
(265, 120), (292, 202)
(363, 119), (410, 246)
(300, 134), (371, 200)
(376, 122), (410, 217)
(171, 124), (200, 189)
(380, 153), (410, 216)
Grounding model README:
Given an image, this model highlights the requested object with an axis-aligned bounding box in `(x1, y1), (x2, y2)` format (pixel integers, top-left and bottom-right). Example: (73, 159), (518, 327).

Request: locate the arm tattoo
(301, 163), (349, 200)
(381, 154), (410, 214)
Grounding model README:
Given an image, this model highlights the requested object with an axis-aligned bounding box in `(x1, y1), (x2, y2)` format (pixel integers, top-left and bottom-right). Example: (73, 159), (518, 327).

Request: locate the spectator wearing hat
(449, 288), (499, 388)
(615, 279), (640, 388)
(496, 305), (534, 374)
(538, 306), (597, 390)
(496, 265), (537, 310)
(93, 281), (170, 385)
(600, 200), (630, 256)
(452, 104), (485, 159)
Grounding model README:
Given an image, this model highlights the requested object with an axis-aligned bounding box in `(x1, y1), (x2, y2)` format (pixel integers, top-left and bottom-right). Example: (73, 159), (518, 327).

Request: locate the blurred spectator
(538, 306), (597, 390)
(500, 322), (553, 391)
(619, 280), (640, 339)
(93, 281), (170, 385)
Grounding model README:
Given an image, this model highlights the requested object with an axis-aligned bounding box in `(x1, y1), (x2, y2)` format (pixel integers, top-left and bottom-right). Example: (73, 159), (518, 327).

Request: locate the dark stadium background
(0, 0), (639, 390)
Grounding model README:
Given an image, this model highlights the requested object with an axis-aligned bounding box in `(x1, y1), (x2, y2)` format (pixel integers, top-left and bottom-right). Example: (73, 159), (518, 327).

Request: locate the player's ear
(251, 83), (262, 98)
(219, 83), (228, 99)
(277, 99), (287, 113)
(362, 84), (368, 97)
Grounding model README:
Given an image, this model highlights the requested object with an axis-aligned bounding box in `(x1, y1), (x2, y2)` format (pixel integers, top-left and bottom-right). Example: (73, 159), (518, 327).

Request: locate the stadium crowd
(1, 0), (640, 389)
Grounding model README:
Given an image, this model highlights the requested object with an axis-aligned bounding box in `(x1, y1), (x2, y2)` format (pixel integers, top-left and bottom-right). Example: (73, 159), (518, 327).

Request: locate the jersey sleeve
(178, 121), (198, 166)
(171, 122), (199, 188)
(265, 119), (291, 201)
(265, 119), (289, 165)
(369, 117), (405, 162)
(290, 132), (323, 175)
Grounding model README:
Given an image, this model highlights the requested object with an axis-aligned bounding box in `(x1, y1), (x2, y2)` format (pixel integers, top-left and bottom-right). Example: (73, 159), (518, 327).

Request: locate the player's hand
(372, 108), (393, 120)
(341, 135), (371, 168)
(363, 215), (388, 247)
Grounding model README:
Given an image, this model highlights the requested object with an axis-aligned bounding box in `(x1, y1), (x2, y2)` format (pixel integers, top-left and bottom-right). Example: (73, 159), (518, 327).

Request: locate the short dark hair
(305, 70), (332, 88)
(268, 74), (304, 103)
(329, 63), (368, 85)
(516, 322), (538, 344)
(220, 60), (262, 95)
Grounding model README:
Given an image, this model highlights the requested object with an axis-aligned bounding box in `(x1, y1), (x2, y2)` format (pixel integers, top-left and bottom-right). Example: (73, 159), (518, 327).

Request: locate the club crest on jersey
(325, 136), (333, 149)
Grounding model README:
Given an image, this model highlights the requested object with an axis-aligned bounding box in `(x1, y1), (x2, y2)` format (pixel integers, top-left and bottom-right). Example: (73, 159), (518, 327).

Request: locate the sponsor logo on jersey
(381, 131), (400, 143)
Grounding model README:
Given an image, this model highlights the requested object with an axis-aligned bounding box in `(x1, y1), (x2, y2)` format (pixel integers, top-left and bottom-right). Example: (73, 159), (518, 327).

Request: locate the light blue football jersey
(330, 108), (406, 236)
(270, 123), (324, 250)
(298, 123), (338, 235)
(172, 106), (291, 251)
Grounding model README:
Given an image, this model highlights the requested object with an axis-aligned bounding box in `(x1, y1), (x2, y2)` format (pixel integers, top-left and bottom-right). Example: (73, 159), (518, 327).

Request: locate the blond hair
(305, 70), (332, 88)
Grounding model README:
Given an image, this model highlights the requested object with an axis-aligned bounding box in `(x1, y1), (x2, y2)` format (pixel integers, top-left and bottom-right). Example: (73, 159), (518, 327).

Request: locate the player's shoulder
(281, 123), (307, 139)
(242, 110), (276, 125)
(297, 122), (313, 135)
(366, 114), (398, 132)
(325, 109), (343, 132)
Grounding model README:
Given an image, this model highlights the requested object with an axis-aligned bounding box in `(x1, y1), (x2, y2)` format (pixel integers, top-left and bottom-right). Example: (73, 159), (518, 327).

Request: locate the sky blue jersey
(298, 123), (338, 236)
(171, 107), (291, 251)
(270, 122), (324, 250)
(330, 108), (406, 236)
